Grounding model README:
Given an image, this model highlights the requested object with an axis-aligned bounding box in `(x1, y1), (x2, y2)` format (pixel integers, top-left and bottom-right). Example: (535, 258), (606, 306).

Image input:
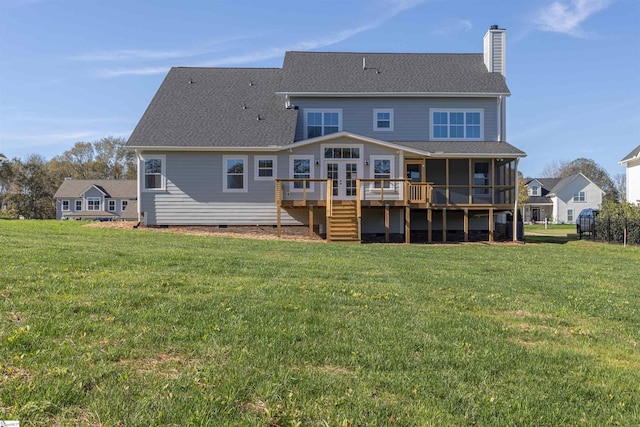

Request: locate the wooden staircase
(328, 201), (360, 243)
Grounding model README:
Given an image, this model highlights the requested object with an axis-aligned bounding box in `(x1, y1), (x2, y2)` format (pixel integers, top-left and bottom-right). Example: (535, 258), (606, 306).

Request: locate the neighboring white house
(619, 144), (640, 205)
(524, 173), (605, 223)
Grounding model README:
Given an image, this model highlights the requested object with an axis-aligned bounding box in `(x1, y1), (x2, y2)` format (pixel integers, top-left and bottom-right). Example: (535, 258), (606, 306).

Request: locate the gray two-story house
(54, 179), (137, 221)
(127, 25), (526, 242)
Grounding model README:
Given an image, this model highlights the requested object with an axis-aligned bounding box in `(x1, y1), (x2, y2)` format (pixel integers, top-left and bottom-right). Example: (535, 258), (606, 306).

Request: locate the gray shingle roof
(620, 144), (640, 163)
(127, 67), (298, 148)
(54, 179), (137, 199)
(393, 141), (525, 156)
(279, 52), (510, 94)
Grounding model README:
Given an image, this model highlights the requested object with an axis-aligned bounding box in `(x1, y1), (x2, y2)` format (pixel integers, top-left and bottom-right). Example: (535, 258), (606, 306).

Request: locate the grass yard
(524, 223), (577, 237)
(1, 220), (639, 426)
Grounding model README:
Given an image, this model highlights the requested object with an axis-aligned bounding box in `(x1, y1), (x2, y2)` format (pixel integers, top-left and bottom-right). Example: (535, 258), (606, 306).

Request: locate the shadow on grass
(524, 235), (572, 245)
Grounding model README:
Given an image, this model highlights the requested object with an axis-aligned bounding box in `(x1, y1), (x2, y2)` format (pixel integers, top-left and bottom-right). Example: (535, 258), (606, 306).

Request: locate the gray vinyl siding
(291, 97), (499, 142)
(141, 151), (301, 226)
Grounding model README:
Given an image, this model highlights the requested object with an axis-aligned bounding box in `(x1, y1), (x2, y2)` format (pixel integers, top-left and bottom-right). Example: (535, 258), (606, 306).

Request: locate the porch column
(405, 206), (411, 243)
(427, 209), (432, 243)
(277, 205), (281, 238)
(308, 204), (314, 240)
(442, 208), (447, 243)
(385, 204), (390, 243)
(489, 208), (494, 242)
(464, 209), (469, 242)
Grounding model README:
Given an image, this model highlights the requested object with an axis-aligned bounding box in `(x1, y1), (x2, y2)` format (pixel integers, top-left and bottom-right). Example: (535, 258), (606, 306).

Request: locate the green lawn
(525, 223), (577, 237)
(2, 220), (639, 426)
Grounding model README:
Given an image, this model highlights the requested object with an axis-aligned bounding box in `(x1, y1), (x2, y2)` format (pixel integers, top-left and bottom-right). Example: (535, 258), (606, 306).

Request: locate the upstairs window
(75, 200), (82, 211)
(431, 109), (483, 140)
(573, 191), (586, 202)
(107, 200), (116, 211)
(61, 200), (70, 211)
(373, 109), (394, 131)
(530, 185), (539, 196)
(121, 200), (128, 211)
(87, 197), (101, 211)
(305, 109), (341, 139)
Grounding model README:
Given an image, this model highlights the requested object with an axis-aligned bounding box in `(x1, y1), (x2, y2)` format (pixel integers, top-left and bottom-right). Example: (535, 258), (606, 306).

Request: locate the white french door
(326, 161), (358, 200)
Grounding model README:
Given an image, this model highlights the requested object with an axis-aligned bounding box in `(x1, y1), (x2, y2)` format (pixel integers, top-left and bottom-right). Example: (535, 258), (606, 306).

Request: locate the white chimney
(484, 25), (506, 78)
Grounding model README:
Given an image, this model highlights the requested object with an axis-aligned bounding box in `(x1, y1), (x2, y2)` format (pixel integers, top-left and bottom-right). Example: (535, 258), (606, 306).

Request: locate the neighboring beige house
(619, 144), (640, 205)
(54, 179), (137, 221)
(524, 173), (605, 223)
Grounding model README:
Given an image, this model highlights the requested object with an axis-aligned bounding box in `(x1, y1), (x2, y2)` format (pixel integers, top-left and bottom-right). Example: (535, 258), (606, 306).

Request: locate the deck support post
(442, 208), (447, 243)
(277, 205), (281, 238)
(464, 209), (469, 242)
(427, 209), (432, 243)
(385, 204), (390, 243)
(308, 204), (314, 240)
(489, 208), (494, 242)
(405, 206), (411, 243)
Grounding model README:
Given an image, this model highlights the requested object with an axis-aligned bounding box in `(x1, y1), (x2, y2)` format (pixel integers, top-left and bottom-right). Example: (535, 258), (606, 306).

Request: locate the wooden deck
(275, 179), (518, 243)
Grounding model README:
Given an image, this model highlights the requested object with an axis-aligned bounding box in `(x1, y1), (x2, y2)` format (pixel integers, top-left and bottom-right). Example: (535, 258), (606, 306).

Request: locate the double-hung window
(61, 200), (70, 211)
(290, 155), (314, 190)
(107, 200), (116, 211)
(75, 200), (82, 211)
(370, 156), (394, 189)
(143, 156), (166, 190)
(373, 109), (394, 131)
(254, 156), (276, 180)
(87, 197), (101, 211)
(121, 200), (128, 211)
(223, 156), (248, 192)
(567, 209), (574, 222)
(530, 185), (539, 196)
(431, 109), (483, 140)
(573, 191), (586, 202)
(305, 109), (341, 138)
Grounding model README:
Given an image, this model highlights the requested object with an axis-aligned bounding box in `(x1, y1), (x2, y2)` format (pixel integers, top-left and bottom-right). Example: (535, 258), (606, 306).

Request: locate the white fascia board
(80, 184), (108, 197)
(428, 153), (527, 159)
(280, 131), (430, 156)
(128, 146), (283, 152)
(275, 91), (510, 98)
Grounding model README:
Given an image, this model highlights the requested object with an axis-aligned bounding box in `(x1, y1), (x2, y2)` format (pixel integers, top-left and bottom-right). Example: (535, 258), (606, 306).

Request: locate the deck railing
(276, 179), (514, 207)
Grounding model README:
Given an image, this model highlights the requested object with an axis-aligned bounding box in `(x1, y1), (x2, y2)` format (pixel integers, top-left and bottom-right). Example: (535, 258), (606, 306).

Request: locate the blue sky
(0, 0), (638, 177)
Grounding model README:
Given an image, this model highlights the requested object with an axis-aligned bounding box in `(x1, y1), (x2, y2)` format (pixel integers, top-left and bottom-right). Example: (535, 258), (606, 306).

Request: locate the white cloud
(431, 19), (473, 36)
(96, 0), (428, 78)
(533, 0), (614, 38)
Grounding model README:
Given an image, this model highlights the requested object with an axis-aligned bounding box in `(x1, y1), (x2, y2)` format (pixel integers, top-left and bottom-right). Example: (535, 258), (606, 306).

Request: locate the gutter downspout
(136, 150), (142, 224)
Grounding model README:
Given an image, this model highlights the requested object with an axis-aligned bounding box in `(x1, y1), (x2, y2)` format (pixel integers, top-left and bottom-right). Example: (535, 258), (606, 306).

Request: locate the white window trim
(304, 109), (342, 139)
(430, 108), (484, 141)
(289, 155), (315, 193)
(121, 200), (128, 211)
(567, 209), (574, 222)
(373, 109), (394, 131)
(368, 155), (395, 191)
(254, 156), (277, 181)
(75, 200), (82, 211)
(320, 143), (364, 160)
(107, 200), (116, 212)
(61, 200), (70, 211)
(223, 155), (249, 193)
(86, 197), (101, 211)
(142, 155), (166, 191)
(573, 191), (586, 202)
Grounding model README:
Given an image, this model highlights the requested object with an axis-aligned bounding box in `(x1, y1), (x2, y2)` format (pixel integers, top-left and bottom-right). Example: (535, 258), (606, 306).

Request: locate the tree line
(0, 137), (136, 219)
(0, 141), (628, 220)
